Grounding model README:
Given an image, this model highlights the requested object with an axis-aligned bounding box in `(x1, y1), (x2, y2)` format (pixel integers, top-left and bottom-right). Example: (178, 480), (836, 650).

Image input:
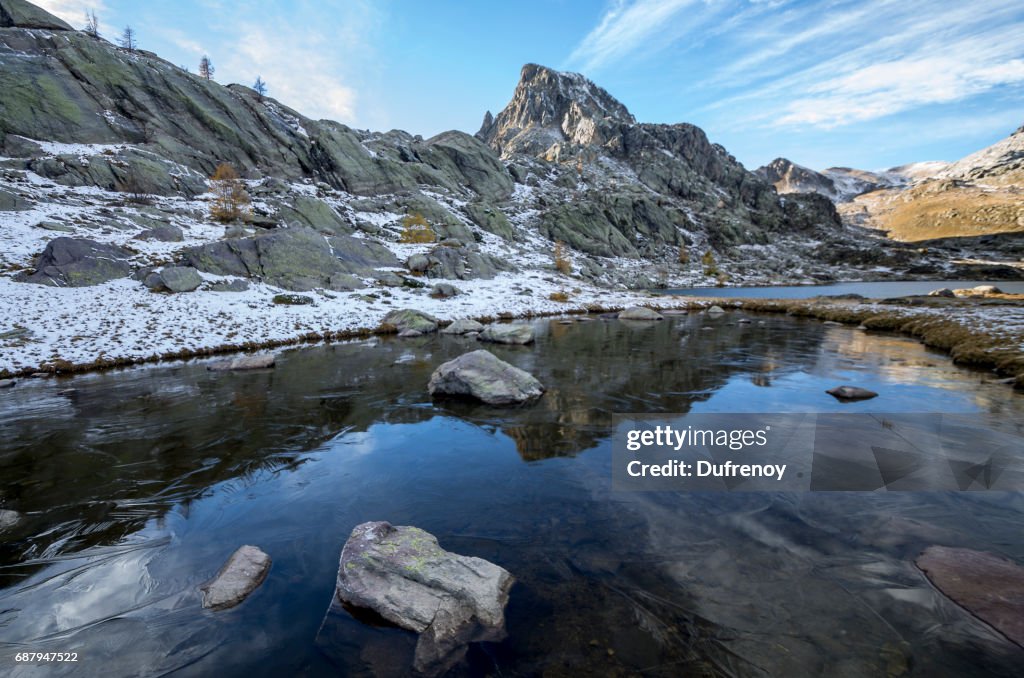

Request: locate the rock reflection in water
(1, 314), (1023, 676)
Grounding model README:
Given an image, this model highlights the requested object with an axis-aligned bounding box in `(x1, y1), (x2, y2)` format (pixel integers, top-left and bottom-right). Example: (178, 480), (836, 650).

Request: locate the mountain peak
(478, 63), (635, 157)
(0, 0), (72, 30)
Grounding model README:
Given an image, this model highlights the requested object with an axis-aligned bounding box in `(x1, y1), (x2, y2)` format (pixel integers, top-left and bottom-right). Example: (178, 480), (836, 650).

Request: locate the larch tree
(199, 56), (214, 80)
(83, 10), (99, 38)
(209, 163), (251, 223)
(119, 26), (136, 52)
(253, 76), (267, 100)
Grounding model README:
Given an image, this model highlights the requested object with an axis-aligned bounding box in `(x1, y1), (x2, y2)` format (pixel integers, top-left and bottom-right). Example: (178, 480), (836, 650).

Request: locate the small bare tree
(553, 240), (572, 275)
(253, 76), (267, 100)
(119, 26), (136, 52)
(198, 55), (214, 80)
(83, 9), (99, 38)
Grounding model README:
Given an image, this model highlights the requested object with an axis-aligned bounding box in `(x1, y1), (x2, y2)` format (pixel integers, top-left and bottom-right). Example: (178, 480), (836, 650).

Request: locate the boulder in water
(333, 521), (514, 675)
(0, 509), (22, 532)
(428, 349), (544, 405)
(928, 287), (955, 298)
(207, 354), (276, 371)
(826, 385), (878, 401)
(200, 545), (271, 610)
(382, 309), (439, 334)
(477, 324), (534, 345)
(441, 318), (484, 335)
(618, 306), (663, 321)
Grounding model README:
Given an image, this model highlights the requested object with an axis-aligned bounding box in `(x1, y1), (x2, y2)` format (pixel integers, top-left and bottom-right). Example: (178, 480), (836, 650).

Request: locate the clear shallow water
(1, 313), (1023, 676)
(665, 279), (1024, 298)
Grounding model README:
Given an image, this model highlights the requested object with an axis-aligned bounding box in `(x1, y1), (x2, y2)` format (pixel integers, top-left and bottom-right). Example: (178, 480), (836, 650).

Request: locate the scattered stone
(0, 379), (15, 389)
(701, 326), (713, 331)
(429, 349), (544, 405)
(441, 318), (485, 335)
(333, 521), (514, 674)
(382, 309), (439, 333)
(826, 385), (878, 401)
(0, 509), (21, 532)
(31, 372), (49, 378)
(200, 545), (271, 610)
(34, 220), (74, 233)
(329, 273), (362, 291)
(208, 279), (250, 292)
(153, 266), (203, 293)
(374, 271), (405, 287)
(398, 329), (423, 338)
(916, 546), (1024, 648)
(477, 324), (535, 345)
(928, 287), (955, 298)
(706, 305), (725, 315)
(737, 318), (751, 324)
(558, 319), (574, 324)
(136, 223), (183, 242)
(272, 294), (314, 305)
(207, 354), (276, 371)
(823, 320), (842, 326)
(661, 309), (688, 315)
(575, 316), (594, 322)
(618, 306), (664, 321)
(430, 283), (462, 298)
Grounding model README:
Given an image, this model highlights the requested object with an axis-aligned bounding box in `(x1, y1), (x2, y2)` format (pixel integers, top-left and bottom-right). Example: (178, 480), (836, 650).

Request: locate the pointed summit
(478, 63), (635, 158)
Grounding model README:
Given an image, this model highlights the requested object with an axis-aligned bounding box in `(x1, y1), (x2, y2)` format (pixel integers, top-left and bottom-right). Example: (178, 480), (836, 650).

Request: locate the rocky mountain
(755, 158), (924, 202)
(0, 0), (999, 303)
(841, 125), (1024, 242)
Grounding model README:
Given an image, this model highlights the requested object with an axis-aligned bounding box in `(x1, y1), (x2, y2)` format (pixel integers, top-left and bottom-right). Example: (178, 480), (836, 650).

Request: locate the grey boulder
(618, 306), (663, 321)
(23, 237), (132, 287)
(441, 318), (485, 335)
(429, 349), (544, 405)
(382, 309), (439, 333)
(826, 385), (878, 401)
(706, 305), (726, 315)
(0, 509), (22, 532)
(334, 521), (514, 674)
(477, 324), (535, 345)
(208, 354), (276, 371)
(136, 223), (184, 242)
(145, 266), (203, 293)
(928, 287), (955, 298)
(200, 545), (271, 610)
(430, 283), (462, 298)
(209, 279), (250, 292)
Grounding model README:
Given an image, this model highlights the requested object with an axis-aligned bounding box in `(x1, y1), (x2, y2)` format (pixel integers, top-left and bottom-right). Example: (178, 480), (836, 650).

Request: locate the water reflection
(1, 314), (1023, 676)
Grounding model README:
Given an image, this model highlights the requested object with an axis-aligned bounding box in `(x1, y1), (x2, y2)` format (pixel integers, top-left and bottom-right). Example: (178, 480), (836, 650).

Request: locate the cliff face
(1, 1), (919, 292)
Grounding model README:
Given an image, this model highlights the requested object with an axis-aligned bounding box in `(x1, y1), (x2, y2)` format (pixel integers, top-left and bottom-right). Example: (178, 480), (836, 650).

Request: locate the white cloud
(34, 0), (105, 27)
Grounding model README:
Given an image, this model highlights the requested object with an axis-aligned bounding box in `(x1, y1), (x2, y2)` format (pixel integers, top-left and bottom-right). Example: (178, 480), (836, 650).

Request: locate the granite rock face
(334, 521), (514, 674)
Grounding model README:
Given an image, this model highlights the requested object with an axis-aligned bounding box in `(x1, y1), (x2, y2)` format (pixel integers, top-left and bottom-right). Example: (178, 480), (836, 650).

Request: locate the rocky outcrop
(183, 228), (395, 291)
(22, 237), (132, 286)
(200, 545), (271, 610)
(428, 349), (544, 405)
(0, 0), (71, 30)
(333, 521), (514, 674)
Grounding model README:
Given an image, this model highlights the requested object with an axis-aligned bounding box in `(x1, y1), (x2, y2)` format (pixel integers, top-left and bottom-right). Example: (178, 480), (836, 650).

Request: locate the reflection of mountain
(0, 315), (838, 580)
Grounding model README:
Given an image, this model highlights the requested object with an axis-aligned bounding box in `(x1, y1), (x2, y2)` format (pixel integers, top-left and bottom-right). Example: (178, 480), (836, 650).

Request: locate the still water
(665, 279), (1024, 298)
(1, 312), (1023, 676)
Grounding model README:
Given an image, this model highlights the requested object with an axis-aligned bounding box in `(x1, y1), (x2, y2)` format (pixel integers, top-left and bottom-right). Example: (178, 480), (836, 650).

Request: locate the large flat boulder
(22, 237), (132, 287)
(428, 349), (544, 405)
(334, 521), (513, 675)
(478, 324), (535, 345)
(207, 354), (276, 371)
(916, 546), (1024, 648)
(441, 318), (484, 335)
(618, 306), (663, 321)
(200, 545), (271, 610)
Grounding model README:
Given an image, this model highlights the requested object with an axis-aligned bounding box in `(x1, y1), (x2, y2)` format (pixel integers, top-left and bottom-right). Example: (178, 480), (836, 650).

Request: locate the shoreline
(3, 287), (1023, 391)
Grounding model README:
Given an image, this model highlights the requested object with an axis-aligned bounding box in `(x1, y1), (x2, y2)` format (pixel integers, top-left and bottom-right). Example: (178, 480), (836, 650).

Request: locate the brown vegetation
(209, 163), (251, 223)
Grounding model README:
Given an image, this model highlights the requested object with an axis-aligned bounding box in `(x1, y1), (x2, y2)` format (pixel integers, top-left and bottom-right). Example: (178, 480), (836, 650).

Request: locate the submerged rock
(207, 354), (276, 371)
(0, 509), (22, 532)
(916, 546), (1024, 648)
(706, 305), (726, 315)
(200, 545), (271, 610)
(826, 385), (878, 401)
(477, 324), (535, 345)
(398, 329), (423, 338)
(0, 379), (15, 389)
(428, 349), (544, 405)
(334, 521), (514, 674)
(382, 309), (439, 333)
(618, 306), (663, 321)
(441, 318), (484, 335)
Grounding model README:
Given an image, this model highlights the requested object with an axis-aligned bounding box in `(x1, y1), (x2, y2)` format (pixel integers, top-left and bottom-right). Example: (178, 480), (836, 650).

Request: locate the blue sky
(36, 0), (1024, 171)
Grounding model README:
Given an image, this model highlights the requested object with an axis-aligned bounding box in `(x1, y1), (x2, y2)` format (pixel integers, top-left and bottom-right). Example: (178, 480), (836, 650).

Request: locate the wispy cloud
(567, 0), (1024, 131)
